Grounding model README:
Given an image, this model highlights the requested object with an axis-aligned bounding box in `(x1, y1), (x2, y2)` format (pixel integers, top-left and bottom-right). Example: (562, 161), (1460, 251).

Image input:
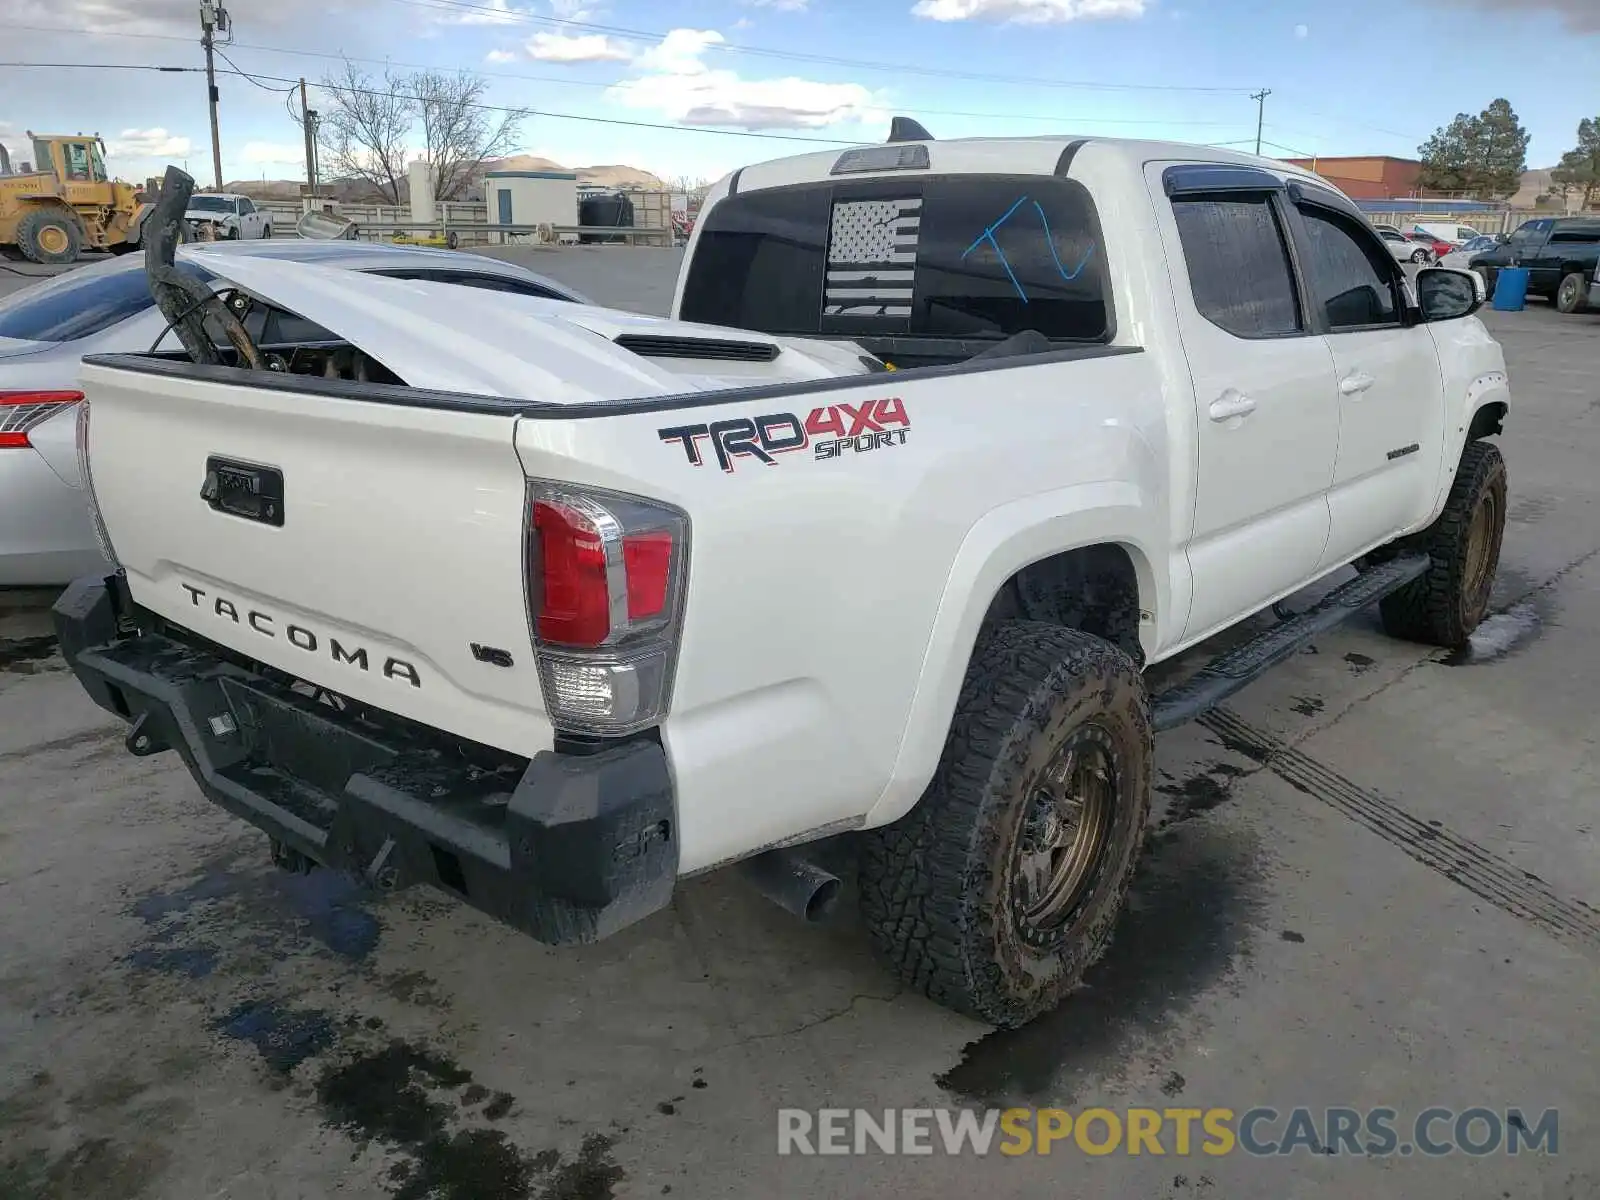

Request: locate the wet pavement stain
(1156, 762), (1248, 826)
(314, 1038), (560, 1200)
(1342, 652), (1376, 672)
(126, 944), (220, 979)
(0, 636), (60, 674)
(0, 1137), (169, 1200)
(534, 1134), (625, 1200)
(217, 1000), (337, 1073)
(1289, 695), (1324, 717)
(132, 852), (380, 963)
(1439, 601), (1545, 666)
(935, 822), (1263, 1105)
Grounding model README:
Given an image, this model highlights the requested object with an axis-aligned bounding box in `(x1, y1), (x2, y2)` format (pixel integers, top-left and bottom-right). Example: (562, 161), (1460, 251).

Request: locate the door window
(63, 143), (92, 182)
(1296, 208), (1401, 331)
(87, 143), (108, 182)
(237, 198), (256, 215)
(1170, 194), (1303, 338)
(1508, 221), (1549, 249)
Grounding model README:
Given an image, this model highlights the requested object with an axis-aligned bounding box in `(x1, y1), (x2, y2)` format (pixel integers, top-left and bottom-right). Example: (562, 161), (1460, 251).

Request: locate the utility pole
(1251, 88), (1272, 157)
(299, 78), (318, 195)
(199, 0), (230, 190)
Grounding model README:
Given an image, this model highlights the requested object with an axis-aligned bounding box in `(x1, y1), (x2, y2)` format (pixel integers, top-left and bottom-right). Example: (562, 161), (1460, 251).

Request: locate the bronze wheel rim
(37, 225), (70, 256)
(1010, 725), (1118, 948)
(1463, 488), (1498, 603)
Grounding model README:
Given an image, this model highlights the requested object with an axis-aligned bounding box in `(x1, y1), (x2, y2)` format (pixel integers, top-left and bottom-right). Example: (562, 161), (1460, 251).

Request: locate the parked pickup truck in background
(55, 137), (1511, 1029)
(1468, 215), (1600, 313)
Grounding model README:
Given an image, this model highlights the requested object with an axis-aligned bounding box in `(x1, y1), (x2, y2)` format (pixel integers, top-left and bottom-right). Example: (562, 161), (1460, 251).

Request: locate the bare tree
(315, 61), (526, 204)
(316, 59), (413, 204)
(410, 70), (526, 203)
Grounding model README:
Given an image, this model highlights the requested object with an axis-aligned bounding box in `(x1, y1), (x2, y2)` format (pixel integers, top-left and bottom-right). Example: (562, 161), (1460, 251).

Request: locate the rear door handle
(1339, 371), (1376, 396)
(1208, 391), (1257, 422)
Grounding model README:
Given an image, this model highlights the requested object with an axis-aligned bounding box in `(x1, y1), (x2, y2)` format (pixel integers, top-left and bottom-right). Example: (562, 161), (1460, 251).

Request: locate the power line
(12, 13), (1260, 98)
(394, 0), (1258, 94)
(213, 46), (297, 94)
(0, 58), (1255, 134)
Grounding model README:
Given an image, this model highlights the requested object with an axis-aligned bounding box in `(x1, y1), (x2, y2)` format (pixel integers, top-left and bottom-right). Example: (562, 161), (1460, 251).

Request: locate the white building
(483, 170), (579, 231)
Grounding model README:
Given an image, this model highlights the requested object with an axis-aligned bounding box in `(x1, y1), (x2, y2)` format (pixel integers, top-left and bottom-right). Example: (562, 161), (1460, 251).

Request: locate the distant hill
(226, 155), (666, 204)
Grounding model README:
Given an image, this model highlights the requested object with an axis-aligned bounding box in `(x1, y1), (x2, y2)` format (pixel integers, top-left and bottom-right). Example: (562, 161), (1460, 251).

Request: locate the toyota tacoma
(53, 131), (1511, 1028)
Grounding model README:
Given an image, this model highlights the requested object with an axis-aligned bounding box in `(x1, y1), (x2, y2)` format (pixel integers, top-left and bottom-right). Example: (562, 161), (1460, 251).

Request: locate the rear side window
(0, 262), (213, 343)
(679, 174), (1110, 345)
(1170, 194), (1302, 337)
(1550, 221), (1600, 244)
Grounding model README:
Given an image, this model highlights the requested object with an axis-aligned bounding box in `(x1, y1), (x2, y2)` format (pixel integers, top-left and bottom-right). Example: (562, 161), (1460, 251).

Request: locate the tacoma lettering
(178, 583), (420, 688)
(659, 397), (911, 473)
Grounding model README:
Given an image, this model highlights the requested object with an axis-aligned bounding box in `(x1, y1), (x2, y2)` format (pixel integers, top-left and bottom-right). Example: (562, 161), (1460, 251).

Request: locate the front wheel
(1556, 271), (1589, 314)
(1412, 249), (1431, 264)
(858, 622), (1152, 1028)
(1379, 440), (1507, 649)
(15, 210), (82, 265)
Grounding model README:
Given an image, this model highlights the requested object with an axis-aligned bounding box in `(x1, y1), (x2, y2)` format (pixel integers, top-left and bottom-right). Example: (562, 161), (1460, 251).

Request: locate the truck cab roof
(720, 133), (1329, 194)
(673, 132), (1340, 370)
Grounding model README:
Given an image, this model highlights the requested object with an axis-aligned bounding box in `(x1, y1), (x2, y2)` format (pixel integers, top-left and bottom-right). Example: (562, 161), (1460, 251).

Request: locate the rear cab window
(679, 174), (1110, 366)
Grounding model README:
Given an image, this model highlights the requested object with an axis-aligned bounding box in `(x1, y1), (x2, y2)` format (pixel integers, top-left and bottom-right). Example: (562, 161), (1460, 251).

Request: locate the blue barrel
(1492, 266), (1530, 312)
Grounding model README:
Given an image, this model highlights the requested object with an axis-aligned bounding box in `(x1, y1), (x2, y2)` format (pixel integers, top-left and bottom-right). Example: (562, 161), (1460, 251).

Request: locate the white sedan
(0, 240), (588, 585)
(1377, 229), (1434, 264)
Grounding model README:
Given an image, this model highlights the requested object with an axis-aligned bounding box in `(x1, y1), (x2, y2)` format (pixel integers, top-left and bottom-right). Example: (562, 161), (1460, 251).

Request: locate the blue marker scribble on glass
(960, 194), (1097, 302)
(1034, 200), (1096, 282)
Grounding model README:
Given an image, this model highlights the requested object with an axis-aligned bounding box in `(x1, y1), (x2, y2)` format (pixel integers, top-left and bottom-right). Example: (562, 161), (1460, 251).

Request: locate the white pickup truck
(54, 137), (1511, 1028)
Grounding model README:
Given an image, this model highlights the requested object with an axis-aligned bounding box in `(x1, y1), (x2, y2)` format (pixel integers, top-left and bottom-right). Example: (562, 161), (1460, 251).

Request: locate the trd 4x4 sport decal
(658, 398), (910, 473)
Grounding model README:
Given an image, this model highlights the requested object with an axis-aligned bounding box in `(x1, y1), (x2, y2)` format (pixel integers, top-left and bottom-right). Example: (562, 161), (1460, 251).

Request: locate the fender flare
(1419, 371), (1509, 532)
(861, 481), (1164, 829)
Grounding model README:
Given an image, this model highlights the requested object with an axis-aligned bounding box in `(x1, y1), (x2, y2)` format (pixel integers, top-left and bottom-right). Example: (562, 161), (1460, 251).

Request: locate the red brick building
(1281, 156), (1423, 200)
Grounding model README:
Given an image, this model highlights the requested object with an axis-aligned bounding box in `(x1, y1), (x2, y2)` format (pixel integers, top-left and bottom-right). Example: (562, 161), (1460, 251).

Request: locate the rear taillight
(527, 483), (688, 736)
(0, 389), (81, 449)
(75, 399), (120, 565)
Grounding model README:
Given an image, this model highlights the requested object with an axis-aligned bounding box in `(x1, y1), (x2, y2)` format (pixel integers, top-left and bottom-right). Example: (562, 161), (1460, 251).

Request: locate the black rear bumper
(52, 573), (677, 945)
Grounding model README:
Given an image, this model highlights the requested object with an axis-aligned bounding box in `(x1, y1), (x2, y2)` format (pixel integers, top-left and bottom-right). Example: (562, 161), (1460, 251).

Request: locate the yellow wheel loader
(0, 132), (152, 265)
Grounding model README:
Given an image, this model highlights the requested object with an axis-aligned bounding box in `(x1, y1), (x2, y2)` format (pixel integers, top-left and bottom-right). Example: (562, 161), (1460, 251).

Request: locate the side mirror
(1416, 267), (1484, 322)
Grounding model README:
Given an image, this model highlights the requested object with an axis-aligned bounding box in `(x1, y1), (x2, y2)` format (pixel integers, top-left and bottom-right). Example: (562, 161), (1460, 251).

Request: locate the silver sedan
(0, 240), (588, 586)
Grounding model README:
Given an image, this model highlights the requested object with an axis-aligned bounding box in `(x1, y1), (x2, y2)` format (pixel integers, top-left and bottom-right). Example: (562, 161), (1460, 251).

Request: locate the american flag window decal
(823, 196), (921, 320)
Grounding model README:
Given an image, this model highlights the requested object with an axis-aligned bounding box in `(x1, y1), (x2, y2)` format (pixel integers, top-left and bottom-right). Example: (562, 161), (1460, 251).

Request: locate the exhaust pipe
(738, 847), (842, 923)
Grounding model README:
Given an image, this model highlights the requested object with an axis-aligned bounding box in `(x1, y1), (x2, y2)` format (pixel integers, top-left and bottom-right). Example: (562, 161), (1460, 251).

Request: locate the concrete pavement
(1, 250), (1598, 1200)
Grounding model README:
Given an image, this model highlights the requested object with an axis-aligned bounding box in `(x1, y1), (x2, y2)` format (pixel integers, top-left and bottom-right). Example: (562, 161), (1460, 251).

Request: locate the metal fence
(259, 189), (684, 247)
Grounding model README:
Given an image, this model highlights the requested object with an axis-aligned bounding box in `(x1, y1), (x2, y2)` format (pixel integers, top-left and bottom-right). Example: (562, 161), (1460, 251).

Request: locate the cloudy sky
(2, 0), (1596, 187)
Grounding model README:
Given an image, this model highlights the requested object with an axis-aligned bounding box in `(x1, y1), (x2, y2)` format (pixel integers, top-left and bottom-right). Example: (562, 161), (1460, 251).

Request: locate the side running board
(1151, 554), (1431, 733)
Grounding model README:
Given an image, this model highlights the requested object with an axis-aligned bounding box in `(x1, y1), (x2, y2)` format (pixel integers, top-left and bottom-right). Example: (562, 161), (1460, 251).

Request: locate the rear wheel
(15, 209), (82, 265)
(858, 622), (1152, 1028)
(1379, 440), (1507, 649)
(1556, 271), (1589, 314)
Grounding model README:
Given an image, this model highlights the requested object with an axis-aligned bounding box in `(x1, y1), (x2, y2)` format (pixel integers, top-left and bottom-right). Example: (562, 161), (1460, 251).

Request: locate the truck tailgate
(78, 360), (551, 757)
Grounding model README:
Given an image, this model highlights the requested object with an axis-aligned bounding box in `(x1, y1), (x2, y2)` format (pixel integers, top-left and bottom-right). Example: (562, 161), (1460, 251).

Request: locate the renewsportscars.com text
(777, 1106), (1559, 1158)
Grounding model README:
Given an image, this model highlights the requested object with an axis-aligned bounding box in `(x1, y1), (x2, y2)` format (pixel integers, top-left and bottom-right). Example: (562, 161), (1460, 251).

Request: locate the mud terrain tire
(1380, 439), (1507, 649)
(858, 621), (1152, 1028)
